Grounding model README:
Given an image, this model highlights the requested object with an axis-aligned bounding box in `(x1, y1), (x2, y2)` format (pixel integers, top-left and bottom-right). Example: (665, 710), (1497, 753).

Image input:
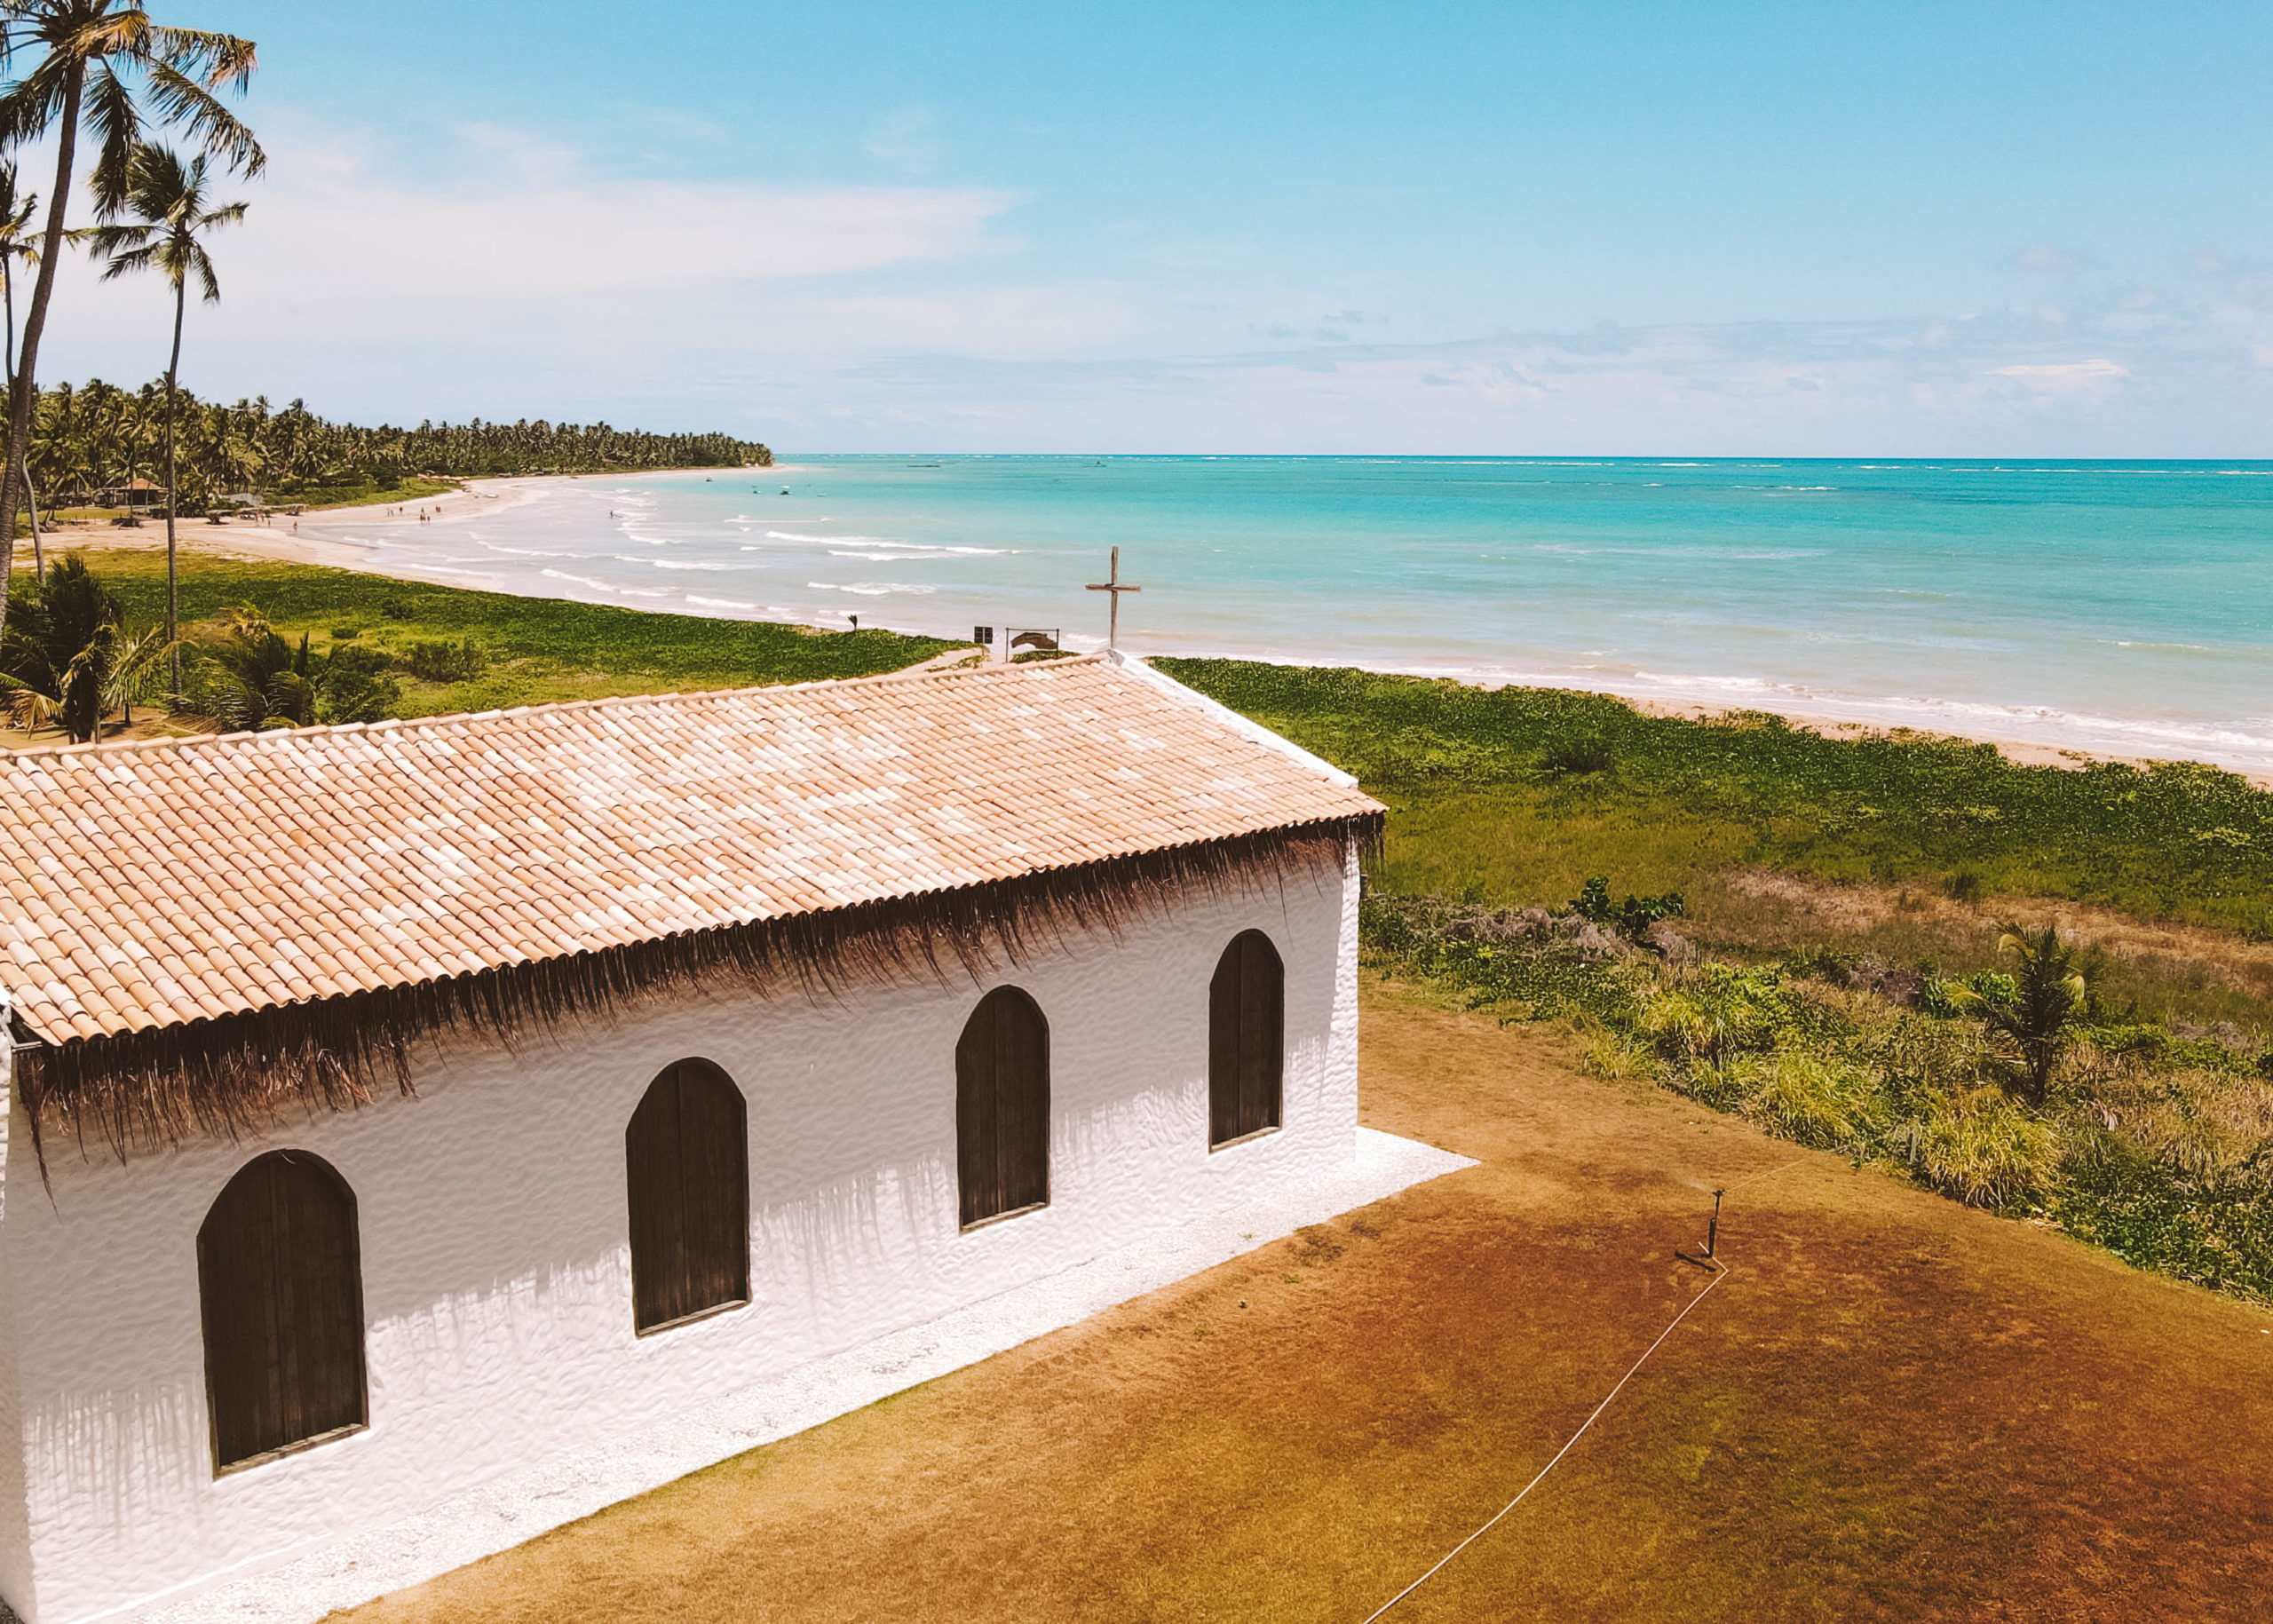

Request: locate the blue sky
(27, 1), (2273, 451)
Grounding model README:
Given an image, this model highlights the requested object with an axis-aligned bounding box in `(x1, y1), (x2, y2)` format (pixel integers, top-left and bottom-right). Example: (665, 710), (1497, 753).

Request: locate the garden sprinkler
(1677, 1188), (1726, 1273)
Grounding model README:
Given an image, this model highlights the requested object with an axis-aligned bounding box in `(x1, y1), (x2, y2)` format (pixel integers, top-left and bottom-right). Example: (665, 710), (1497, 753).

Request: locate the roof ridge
(0, 650), (1112, 764)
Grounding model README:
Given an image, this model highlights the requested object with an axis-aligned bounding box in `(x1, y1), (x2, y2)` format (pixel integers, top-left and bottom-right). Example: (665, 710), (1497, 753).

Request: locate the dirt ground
(339, 981), (2273, 1623)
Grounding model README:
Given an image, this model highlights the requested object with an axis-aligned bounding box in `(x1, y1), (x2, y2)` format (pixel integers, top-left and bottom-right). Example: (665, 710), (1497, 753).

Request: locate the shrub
(1581, 1031), (1661, 1082)
(1541, 736), (1612, 775)
(400, 638), (487, 683)
(1570, 875), (1685, 939)
(1704, 1050), (1882, 1151)
(319, 645), (400, 725)
(1889, 1090), (2062, 1208)
(1635, 964), (1790, 1065)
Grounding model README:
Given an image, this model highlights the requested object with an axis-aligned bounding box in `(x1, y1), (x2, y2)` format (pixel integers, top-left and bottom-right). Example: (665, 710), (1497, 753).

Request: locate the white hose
(1355, 1259), (1733, 1622)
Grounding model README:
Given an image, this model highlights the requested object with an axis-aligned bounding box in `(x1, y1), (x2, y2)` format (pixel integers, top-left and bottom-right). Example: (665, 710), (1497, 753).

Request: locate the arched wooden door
(198, 1150), (368, 1471)
(957, 986), (1050, 1227)
(626, 1058), (750, 1333)
(1209, 930), (1285, 1146)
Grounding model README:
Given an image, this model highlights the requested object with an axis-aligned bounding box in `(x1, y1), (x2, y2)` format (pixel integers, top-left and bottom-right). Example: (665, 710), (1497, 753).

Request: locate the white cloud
(2006, 244), (2098, 274)
(1988, 358), (2129, 394)
(865, 107), (946, 174)
(226, 135), (1010, 299)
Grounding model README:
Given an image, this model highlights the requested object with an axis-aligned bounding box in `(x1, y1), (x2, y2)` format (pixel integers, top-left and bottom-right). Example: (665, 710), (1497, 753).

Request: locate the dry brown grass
(337, 980), (2273, 1624)
(1695, 866), (2273, 1032)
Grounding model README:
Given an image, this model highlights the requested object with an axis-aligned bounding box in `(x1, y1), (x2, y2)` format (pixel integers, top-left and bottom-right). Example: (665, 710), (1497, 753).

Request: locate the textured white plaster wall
(0, 1016), (33, 1621)
(0, 849), (1358, 1624)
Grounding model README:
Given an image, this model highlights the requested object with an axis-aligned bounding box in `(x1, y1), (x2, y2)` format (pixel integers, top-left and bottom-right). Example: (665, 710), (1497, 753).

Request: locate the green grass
(1156, 658), (2273, 935)
(72, 549), (954, 715)
(289, 477), (462, 510)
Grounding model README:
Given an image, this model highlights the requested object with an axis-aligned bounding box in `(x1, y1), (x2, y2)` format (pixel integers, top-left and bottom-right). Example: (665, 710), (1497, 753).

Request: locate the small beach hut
(0, 654), (1440, 1623)
(94, 476), (166, 510)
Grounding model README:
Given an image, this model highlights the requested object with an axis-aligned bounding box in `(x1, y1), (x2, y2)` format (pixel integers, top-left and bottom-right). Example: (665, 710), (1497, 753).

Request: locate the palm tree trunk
(3, 255), (31, 581)
(165, 277), (185, 698)
(20, 454), (40, 580)
(0, 60), (83, 647)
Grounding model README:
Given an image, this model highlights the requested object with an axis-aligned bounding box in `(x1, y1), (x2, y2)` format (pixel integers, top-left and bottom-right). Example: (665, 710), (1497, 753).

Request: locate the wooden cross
(1085, 546), (1141, 651)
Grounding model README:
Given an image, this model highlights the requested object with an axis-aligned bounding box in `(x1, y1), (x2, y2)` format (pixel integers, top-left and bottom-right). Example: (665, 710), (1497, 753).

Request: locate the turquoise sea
(332, 456), (2273, 772)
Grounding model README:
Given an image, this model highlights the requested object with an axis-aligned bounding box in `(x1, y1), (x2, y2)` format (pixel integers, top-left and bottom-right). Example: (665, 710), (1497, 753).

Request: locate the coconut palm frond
(0, 669), (66, 733)
(138, 54), (263, 178)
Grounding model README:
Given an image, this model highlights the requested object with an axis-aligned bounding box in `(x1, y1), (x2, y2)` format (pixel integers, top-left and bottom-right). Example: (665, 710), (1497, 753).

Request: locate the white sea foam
(763, 528), (893, 545)
(540, 569), (616, 593)
(806, 582), (937, 596)
(828, 544), (1011, 561)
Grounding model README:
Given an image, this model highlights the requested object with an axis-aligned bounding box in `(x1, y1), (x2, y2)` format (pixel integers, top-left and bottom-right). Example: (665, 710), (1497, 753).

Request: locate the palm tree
(0, 159), (39, 575)
(80, 141), (242, 694)
(0, 549), (115, 739)
(0, 0), (261, 646)
(1952, 922), (2089, 1107)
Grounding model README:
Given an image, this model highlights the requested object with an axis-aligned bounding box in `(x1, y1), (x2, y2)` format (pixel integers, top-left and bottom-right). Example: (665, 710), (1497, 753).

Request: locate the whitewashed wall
(0, 844), (1357, 1624)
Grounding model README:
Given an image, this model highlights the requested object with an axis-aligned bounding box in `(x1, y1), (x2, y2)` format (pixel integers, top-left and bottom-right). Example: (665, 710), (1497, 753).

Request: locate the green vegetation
(277, 476), (460, 510)
(1155, 659), (2273, 935)
(4, 551), (951, 732)
(20, 381), (771, 518)
(1152, 658), (2273, 1304)
(0, 554), (168, 739)
(1364, 892), (2273, 1302)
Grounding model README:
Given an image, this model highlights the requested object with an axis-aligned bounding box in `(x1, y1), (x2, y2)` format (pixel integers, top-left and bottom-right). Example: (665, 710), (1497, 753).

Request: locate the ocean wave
(685, 595), (761, 613)
(472, 542), (578, 558)
(806, 582), (937, 596)
(540, 569), (616, 593)
(827, 544), (1012, 561)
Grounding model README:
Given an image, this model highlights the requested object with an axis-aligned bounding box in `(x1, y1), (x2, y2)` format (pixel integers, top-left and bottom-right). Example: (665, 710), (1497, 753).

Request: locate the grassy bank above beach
(1156, 658), (2273, 939)
(52, 550), (954, 718)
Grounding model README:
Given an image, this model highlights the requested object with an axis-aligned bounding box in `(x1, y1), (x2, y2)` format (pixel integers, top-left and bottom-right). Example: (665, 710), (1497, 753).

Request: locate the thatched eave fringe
(14, 815), (1379, 1168)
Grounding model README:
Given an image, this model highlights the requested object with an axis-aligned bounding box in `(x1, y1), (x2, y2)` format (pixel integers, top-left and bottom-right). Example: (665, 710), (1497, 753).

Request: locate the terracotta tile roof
(0, 655), (1380, 1045)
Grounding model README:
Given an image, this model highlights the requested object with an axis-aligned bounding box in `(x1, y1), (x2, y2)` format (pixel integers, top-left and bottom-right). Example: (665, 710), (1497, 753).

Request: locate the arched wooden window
(198, 1151), (368, 1472)
(626, 1059), (750, 1334)
(1210, 931), (1285, 1147)
(957, 986), (1050, 1228)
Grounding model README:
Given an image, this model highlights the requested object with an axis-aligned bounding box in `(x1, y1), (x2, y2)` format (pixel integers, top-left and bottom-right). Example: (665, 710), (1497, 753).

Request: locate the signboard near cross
(1085, 546), (1142, 651)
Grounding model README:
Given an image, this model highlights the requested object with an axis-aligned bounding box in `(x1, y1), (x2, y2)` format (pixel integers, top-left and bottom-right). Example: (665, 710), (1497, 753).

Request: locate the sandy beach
(43, 474), (553, 574)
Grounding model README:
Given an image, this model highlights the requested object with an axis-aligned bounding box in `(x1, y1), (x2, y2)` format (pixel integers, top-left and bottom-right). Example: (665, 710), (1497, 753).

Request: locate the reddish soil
(340, 980), (2273, 1623)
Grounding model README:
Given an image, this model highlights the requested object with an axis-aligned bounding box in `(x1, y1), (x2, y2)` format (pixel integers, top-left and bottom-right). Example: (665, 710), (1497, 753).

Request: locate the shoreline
(33, 471), (2272, 788)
